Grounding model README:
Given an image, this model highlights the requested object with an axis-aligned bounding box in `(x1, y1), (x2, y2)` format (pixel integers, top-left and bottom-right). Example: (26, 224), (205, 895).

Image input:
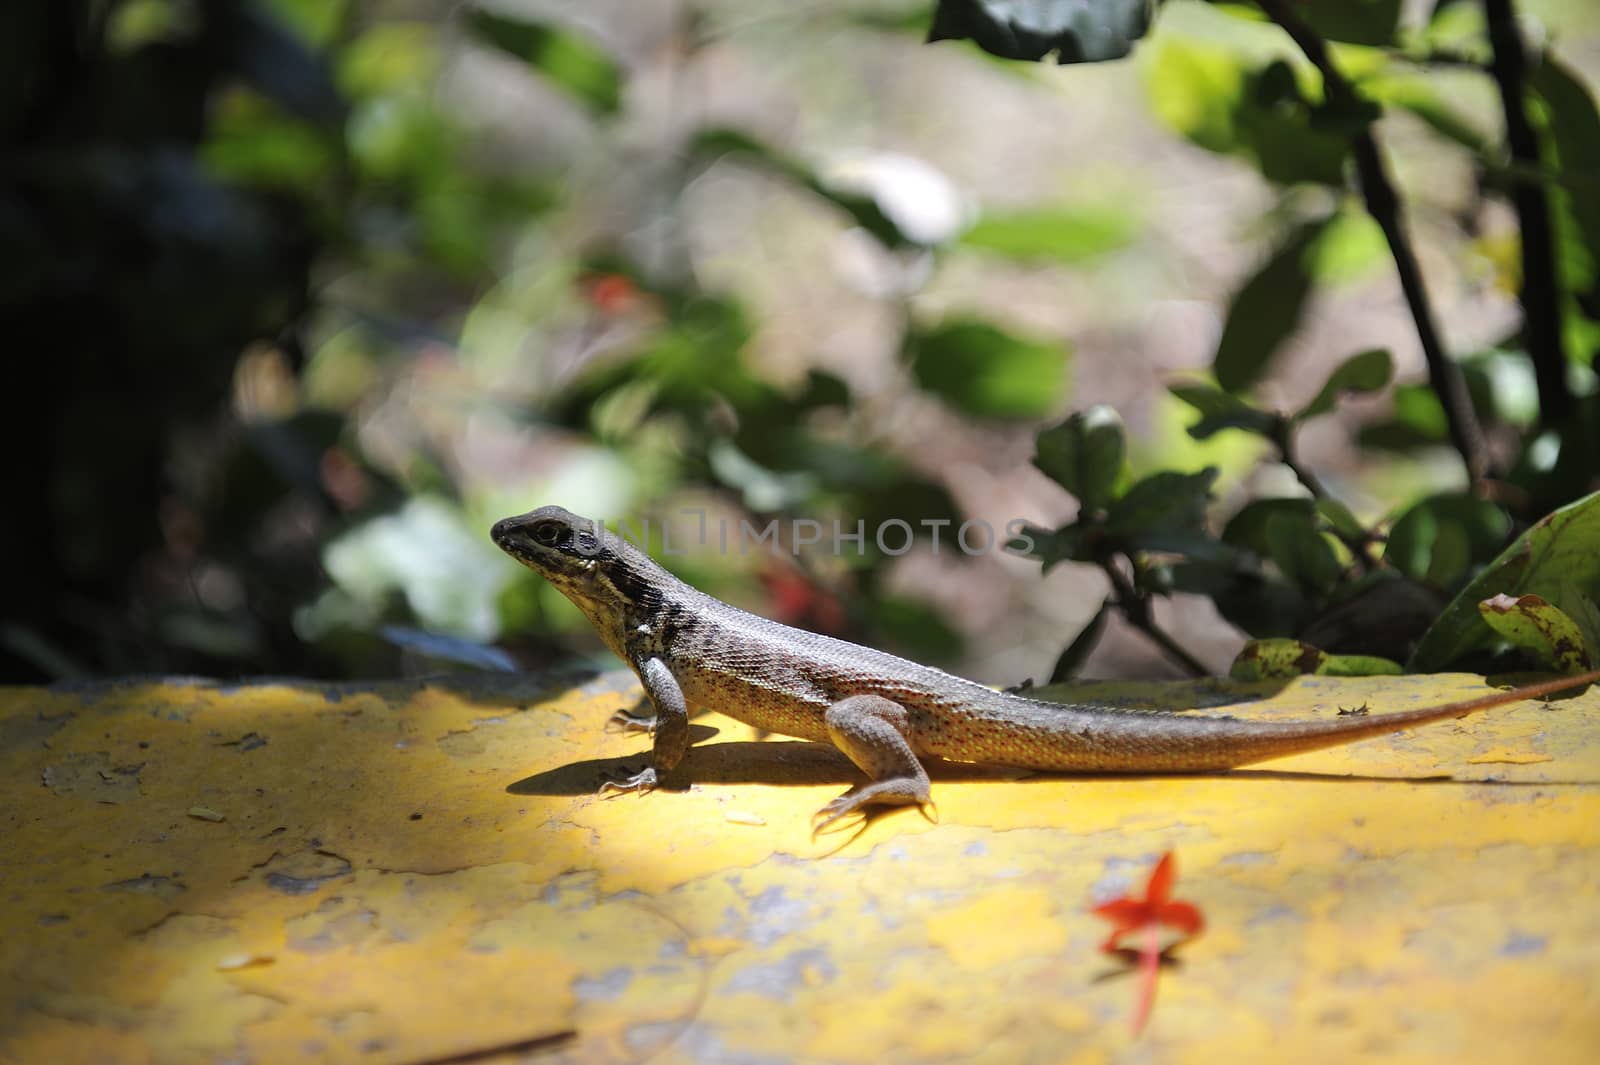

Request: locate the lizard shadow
(506, 735), (1023, 796)
(508, 736), (1591, 795)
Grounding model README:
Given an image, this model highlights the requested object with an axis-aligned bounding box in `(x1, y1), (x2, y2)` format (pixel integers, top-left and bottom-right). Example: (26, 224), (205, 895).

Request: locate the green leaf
(1356, 383), (1452, 452)
(1031, 406), (1125, 511)
(1478, 593), (1592, 674)
(1317, 498), (1366, 540)
(1230, 638), (1402, 679)
(1411, 490), (1600, 670)
(204, 94), (339, 192)
(1532, 57), (1600, 281)
(1009, 523), (1088, 572)
(1049, 599), (1111, 681)
(960, 203), (1142, 264)
(1564, 593), (1600, 667)
(1167, 381), (1281, 439)
(467, 8), (621, 114)
(1364, 75), (1489, 153)
(1265, 511), (1343, 595)
(1213, 219), (1329, 394)
(1223, 497), (1317, 557)
(1422, 520), (1471, 588)
(1319, 653), (1406, 676)
(906, 319), (1070, 419)
(1296, 348), (1393, 420)
(1296, 0), (1401, 47)
(1144, 43), (1350, 186)
(1106, 468), (1218, 537)
(1145, 39), (1241, 156)
(340, 23), (439, 97)
(1309, 208), (1388, 285)
(269, 0), (350, 45)
(926, 0), (1155, 64)
(1384, 493), (1511, 588)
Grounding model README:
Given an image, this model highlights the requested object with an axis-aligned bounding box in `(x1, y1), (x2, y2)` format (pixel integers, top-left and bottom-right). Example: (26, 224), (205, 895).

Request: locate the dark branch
(1254, 0), (1495, 486)
(1483, 0), (1574, 425)
(1099, 557), (1210, 678)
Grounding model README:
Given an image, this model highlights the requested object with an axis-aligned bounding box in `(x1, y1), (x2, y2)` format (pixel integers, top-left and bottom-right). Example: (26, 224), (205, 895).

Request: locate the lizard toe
(605, 708), (657, 735)
(598, 766), (658, 798)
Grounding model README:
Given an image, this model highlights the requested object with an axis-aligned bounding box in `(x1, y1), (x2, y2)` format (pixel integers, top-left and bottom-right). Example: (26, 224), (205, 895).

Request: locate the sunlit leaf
(467, 8), (622, 114)
(1478, 593), (1592, 673)
(1230, 638), (1401, 679)
(1144, 42), (1348, 186)
(1167, 381), (1279, 440)
(1411, 490), (1600, 669)
(340, 23), (439, 97)
(960, 203), (1142, 263)
(1309, 208), (1388, 285)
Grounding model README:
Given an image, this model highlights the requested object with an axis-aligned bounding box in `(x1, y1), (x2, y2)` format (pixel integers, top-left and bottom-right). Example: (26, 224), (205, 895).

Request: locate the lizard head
(490, 505), (667, 653)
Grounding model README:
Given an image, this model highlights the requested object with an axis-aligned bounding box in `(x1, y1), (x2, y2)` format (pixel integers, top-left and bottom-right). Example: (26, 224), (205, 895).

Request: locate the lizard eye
(531, 521), (563, 547)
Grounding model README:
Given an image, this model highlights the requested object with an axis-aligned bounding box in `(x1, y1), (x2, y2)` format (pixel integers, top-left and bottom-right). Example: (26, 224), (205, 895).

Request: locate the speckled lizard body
(492, 505), (1599, 828)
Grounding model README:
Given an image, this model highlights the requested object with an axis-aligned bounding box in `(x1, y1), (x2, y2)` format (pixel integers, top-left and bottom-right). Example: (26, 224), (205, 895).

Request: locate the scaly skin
(492, 505), (1600, 828)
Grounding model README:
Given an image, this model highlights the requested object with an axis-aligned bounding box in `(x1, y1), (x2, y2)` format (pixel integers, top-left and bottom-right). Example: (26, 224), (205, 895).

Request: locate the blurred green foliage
(2, 0), (1597, 683)
(997, 0), (1600, 676)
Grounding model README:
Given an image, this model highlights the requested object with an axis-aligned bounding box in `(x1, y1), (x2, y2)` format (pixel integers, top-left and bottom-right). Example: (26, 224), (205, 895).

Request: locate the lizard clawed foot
(811, 780), (935, 837)
(811, 794), (867, 836)
(605, 707), (657, 735)
(598, 766), (658, 798)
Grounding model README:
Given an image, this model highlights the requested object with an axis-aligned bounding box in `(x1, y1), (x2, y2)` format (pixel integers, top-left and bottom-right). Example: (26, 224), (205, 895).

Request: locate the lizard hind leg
(814, 694), (936, 834)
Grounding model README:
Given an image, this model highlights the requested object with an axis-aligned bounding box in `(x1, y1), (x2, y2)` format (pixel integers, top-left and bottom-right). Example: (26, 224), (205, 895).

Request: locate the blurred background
(3, 0), (1597, 685)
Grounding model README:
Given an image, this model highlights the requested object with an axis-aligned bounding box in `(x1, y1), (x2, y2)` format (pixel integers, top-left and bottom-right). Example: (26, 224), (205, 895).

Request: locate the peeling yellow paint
(2, 671), (1598, 1063)
(1466, 748), (1553, 764)
(926, 886), (1069, 969)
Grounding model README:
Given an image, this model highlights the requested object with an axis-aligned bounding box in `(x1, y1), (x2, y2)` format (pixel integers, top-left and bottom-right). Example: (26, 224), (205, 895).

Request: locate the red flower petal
(1155, 900), (1205, 936)
(1091, 898), (1150, 927)
(1145, 851), (1177, 906)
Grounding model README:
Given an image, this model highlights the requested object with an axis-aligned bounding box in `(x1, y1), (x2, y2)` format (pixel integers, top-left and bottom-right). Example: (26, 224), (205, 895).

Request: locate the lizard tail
(1212, 667), (1600, 770)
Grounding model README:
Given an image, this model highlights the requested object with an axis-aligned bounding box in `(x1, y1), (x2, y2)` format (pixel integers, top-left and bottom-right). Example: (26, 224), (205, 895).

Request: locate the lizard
(491, 505), (1600, 830)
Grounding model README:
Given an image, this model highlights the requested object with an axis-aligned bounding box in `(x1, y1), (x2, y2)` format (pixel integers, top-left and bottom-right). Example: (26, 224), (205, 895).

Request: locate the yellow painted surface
(3, 670), (1598, 1064)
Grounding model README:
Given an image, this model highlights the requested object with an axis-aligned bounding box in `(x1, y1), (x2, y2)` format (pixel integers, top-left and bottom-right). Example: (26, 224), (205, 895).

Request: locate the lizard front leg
(599, 656), (688, 796)
(815, 694), (935, 832)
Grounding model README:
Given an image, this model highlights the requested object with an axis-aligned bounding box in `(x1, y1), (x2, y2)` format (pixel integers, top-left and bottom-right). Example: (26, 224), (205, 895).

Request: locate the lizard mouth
(490, 523), (601, 586)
